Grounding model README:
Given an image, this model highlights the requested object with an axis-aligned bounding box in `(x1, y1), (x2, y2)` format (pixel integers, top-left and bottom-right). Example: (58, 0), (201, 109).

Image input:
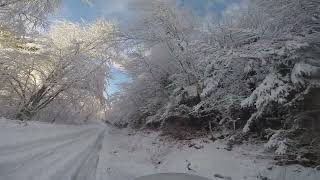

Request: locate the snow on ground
(0, 118), (319, 180)
(97, 128), (320, 180)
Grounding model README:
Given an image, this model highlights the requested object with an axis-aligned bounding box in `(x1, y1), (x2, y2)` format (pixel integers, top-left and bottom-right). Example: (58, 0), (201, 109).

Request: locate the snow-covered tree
(0, 0), (62, 34)
(124, 0), (201, 85)
(0, 20), (116, 121)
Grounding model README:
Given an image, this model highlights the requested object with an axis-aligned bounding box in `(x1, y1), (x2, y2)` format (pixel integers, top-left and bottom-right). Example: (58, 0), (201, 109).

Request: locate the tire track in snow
(0, 127), (98, 156)
(0, 128), (98, 177)
(0, 125), (106, 180)
(69, 129), (105, 180)
(47, 128), (106, 180)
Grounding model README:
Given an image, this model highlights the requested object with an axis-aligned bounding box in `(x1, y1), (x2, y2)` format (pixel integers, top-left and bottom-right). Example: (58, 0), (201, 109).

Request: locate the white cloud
(96, 0), (132, 18)
(223, 0), (248, 16)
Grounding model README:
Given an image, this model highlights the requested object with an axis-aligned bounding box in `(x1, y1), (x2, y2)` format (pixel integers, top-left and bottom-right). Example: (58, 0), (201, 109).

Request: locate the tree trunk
(16, 107), (35, 121)
(16, 85), (49, 120)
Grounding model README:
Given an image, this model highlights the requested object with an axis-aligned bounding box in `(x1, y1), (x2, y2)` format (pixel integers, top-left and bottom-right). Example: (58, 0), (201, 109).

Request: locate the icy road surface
(0, 119), (319, 180)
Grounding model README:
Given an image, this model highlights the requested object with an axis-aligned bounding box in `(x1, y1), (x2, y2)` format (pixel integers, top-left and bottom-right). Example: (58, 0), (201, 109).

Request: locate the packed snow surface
(0, 118), (319, 180)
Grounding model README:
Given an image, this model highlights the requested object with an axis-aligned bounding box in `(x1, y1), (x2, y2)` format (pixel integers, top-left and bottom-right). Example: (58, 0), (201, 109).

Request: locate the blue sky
(57, 0), (134, 23)
(57, 0), (242, 94)
(58, 0), (243, 22)
(108, 67), (129, 94)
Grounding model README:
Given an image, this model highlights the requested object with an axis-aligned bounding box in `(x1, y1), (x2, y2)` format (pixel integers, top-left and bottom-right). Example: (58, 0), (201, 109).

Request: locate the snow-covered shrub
(264, 130), (292, 155)
(291, 63), (320, 87)
(241, 73), (293, 133)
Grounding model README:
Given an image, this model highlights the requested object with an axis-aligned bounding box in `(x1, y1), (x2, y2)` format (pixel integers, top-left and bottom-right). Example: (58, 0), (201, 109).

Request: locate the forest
(0, 0), (320, 168)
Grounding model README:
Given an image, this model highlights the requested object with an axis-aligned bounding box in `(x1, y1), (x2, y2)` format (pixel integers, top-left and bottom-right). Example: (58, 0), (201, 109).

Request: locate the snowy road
(0, 120), (105, 180)
(0, 119), (319, 180)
